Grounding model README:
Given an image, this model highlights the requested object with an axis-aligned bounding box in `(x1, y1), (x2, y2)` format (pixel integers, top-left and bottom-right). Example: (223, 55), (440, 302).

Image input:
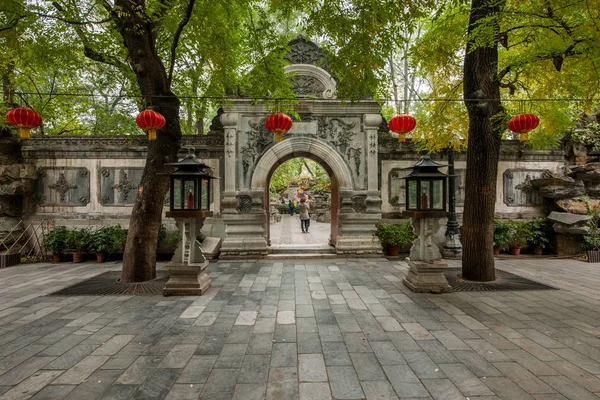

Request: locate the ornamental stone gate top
(218, 36), (384, 259)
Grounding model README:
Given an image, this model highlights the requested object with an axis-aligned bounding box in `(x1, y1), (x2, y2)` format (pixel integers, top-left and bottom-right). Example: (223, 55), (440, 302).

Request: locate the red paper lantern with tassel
(136, 109), (166, 141)
(265, 113), (293, 143)
(388, 114), (417, 143)
(508, 114), (539, 142)
(5, 107), (42, 139)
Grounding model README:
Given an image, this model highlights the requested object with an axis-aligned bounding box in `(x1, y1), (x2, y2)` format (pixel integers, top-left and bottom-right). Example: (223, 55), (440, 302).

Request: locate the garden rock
(547, 211), (591, 235)
(555, 199), (600, 215)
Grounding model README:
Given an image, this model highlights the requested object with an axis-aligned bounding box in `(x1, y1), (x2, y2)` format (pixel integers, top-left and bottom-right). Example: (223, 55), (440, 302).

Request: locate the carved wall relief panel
(35, 168), (90, 206)
(503, 169), (544, 206)
(388, 168), (409, 207)
(290, 75), (326, 97)
(99, 168), (143, 206)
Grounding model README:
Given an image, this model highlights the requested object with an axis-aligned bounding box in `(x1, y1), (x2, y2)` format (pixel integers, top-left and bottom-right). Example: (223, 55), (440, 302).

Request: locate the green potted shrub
(90, 226), (114, 263)
(507, 220), (530, 256)
(493, 219), (511, 255)
(376, 222), (416, 256)
(277, 204), (289, 214)
(582, 210), (600, 262)
(43, 226), (69, 263)
(65, 228), (92, 263)
(527, 217), (551, 255)
(106, 225), (128, 259)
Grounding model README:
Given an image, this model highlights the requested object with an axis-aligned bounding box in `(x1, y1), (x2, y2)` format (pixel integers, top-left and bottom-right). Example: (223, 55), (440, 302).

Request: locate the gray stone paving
(0, 258), (599, 399)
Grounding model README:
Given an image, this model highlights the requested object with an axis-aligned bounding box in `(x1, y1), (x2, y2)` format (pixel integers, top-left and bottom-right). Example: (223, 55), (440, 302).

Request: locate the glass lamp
(166, 148), (215, 218)
(402, 155), (448, 217)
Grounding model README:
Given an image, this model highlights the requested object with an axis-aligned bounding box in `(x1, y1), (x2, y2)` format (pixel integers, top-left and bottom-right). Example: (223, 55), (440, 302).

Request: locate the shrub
(375, 222), (416, 248)
(526, 217), (551, 249)
(507, 220), (531, 248)
(43, 226), (69, 254)
(493, 219), (511, 248)
(90, 226), (118, 254)
(65, 228), (92, 253)
(582, 209), (600, 251)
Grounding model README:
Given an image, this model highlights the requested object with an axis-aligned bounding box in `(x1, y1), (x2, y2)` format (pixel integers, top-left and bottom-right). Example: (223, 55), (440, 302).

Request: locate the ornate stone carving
(48, 173), (78, 202)
(290, 75), (326, 97)
(347, 147), (362, 176)
(352, 195), (367, 213)
(22, 135), (224, 155)
(36, 167), (90, 206)
(99, 167), (143, 206)
(503, 169), (544, 206)
(237, 195), (253, 213)
(112, 170), (137, 202)
(241, 118), (275, 177)
(284, 35), (327, 68)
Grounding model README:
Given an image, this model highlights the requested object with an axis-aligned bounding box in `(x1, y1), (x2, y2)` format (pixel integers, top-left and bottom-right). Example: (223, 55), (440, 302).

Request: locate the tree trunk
(461, 0), (506, 282)
(114, 0), (182, 282)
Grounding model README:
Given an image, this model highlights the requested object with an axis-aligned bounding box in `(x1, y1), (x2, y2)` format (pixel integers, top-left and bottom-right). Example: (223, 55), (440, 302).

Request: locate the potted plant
(90, 226), (114, 263)
(43, 226), (69, 263)
(527, 217), (551, 255)
(493, 219), (511, 255)
(106, 225), (127, 259)
(507, 220), (530, 256)
(582, 210), (600, 262)
(65, 228), (91, 263)
(376, 222), (416, 256)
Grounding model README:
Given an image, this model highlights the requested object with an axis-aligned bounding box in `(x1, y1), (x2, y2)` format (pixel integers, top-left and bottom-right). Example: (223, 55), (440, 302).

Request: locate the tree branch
(168, 0), (196, 86)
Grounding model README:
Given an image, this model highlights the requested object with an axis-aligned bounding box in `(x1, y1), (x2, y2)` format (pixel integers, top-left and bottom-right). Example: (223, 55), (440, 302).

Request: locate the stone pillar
(163, 217), (211, 296)
(220, 190), (269, 259)
(335, 189), (383, 256)
(403, 217), (452, 294)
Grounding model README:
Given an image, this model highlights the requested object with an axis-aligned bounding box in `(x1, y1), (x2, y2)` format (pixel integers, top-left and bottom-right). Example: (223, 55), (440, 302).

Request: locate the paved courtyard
(0, 257), (599, 399)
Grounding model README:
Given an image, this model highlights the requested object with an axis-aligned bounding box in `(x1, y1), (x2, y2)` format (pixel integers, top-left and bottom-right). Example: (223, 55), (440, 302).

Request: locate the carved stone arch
(284, 64), (337, 99)
(250, 137), (353, 191)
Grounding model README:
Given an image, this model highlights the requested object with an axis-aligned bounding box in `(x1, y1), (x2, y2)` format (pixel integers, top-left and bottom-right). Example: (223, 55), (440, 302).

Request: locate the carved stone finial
(284, 36), (328, 70)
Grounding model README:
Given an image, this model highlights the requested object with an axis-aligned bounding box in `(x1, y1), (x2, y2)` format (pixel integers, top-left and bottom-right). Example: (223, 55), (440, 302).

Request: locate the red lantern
(389, 114), (417, 143)
(265, 113), (293, 142)
(508, 114), (539, 142)
(136, 109), (166, 141)
(5, 107), (42, 139)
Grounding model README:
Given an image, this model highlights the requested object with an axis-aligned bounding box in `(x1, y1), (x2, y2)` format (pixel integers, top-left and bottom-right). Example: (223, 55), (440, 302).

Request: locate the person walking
(298, 197), (310, 233)
(288, 199), (295, 216)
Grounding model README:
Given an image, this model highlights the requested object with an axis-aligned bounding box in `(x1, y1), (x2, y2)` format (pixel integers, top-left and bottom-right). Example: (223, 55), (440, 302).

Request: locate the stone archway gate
(219, 37), (383, 258)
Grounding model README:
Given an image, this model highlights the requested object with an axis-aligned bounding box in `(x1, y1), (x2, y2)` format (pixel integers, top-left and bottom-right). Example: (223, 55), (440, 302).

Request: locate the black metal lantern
(166, 148), (216, 218)
(402, 155), (448, 217)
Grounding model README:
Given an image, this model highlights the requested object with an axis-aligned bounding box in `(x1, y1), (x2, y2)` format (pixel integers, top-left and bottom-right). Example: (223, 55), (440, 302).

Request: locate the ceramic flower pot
(72, 252), (85, 263)
(387, 245), (399, 257)
(509, 246), (521, 256)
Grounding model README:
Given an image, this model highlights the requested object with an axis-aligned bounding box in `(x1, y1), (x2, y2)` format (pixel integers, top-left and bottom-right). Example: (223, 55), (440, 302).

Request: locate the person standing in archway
(299, 196), (311, 233)
(288, 199), (295, 216)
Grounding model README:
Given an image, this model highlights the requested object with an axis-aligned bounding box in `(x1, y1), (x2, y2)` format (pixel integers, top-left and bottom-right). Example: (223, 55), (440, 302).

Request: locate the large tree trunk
(462, 0), (506, 282)
(114, 0), (182, 282)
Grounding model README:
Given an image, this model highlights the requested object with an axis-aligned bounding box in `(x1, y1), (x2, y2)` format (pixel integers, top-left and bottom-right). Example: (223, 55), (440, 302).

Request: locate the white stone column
(364, 114), (382, 193)
(221, 112), (239, 193)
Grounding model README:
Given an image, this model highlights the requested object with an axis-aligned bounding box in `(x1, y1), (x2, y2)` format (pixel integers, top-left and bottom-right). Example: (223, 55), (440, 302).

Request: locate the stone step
(265, 252), (338, 260)
(269, 245), (335, 255)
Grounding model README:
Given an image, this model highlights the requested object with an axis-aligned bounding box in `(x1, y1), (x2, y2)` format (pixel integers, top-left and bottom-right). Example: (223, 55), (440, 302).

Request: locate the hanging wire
(10, 91), (600, 103)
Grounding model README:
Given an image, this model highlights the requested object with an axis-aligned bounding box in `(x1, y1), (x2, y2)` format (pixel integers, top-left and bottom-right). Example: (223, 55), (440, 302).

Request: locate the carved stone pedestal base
(403, 259), (452, 294)
(163, 263), (211, 296)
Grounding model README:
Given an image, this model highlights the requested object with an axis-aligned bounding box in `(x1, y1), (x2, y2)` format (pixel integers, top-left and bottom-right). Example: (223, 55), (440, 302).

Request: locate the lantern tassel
(520, 132), (528, 142)
(148, 129), (157, 141)
(19, 127), (31, 139)
(275, 131), (284, 142)
(398, 133), (406, 143)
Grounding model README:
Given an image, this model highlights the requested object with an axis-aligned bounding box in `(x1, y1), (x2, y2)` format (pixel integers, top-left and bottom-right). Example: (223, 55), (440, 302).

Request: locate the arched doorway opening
(267, 157), (336, 250)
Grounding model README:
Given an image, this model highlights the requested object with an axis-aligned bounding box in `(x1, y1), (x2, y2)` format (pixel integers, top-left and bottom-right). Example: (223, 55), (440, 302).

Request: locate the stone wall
(11, 134), (568, 256)
(19, 135), (225, 237)
(378, 138), (565, 221)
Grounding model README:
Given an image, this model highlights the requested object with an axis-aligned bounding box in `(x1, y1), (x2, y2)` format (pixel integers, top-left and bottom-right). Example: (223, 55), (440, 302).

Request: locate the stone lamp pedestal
(163, 211), (212, 296)
(402, 212), (452, 294)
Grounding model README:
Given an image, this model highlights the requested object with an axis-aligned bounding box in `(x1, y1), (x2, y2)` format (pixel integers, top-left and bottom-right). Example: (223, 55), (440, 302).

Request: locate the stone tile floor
(0, 258), (599, 399)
